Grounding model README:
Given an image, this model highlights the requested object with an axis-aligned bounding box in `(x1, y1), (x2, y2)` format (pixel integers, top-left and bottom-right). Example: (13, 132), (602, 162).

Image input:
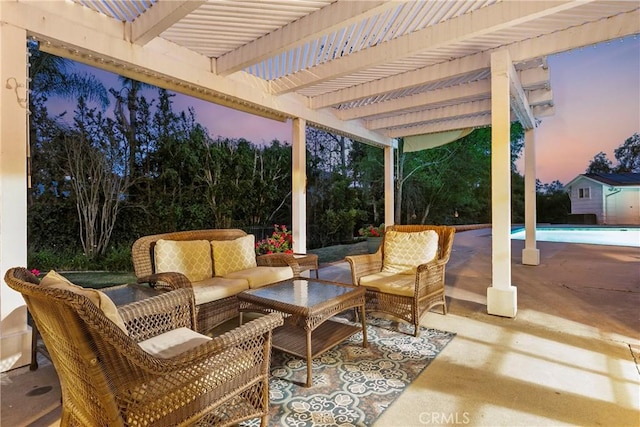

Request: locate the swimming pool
(510, 227), (640, 247)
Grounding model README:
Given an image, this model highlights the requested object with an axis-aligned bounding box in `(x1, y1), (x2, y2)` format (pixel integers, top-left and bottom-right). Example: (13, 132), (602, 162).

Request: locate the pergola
(1, 0), (638, 371)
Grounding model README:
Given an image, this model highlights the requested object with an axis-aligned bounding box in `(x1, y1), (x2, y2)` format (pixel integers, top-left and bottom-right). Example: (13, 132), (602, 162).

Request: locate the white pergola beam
(292, 118), (307, 253)
(335, 67), (551, 120)
(270, 0), (587, 94)
(384, 103), (553, 137)
(533, 104), (555, 118)
(522, 128), (540, 266)
(528, 88), (553, 106)
(384, 145), (395, 226)
(217, 0), (390, 75)
(366, 100), (492, 131)
(311, 9), (639, 109)
(507, 60), (535, 129)
(4, 0), (392, 147)
(387, 116), (491, 138)
(487, 49), (517, 318)
(0, 18), (31, 372)
(337, 80), (491, 120)
(130, 1), (205, 45)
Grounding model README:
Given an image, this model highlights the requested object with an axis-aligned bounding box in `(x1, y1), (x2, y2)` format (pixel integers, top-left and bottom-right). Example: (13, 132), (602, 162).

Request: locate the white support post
(0, 19), (31, 371)
(522, 128), (540, 265)
(487, 50), (517, 318)
(291, 118), (307, 253)
(384, 145), (395, 227)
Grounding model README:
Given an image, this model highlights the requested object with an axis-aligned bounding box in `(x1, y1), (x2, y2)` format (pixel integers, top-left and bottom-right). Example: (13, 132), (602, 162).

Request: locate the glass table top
(244, 279), (357, 308)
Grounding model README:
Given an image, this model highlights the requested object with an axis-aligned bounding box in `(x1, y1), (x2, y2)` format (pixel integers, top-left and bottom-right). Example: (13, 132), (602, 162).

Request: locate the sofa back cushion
(154, 239), (213, 282)
(211, 234), (257, 276)
(382, 230), (439, 274)
(40, 270), (129, 334)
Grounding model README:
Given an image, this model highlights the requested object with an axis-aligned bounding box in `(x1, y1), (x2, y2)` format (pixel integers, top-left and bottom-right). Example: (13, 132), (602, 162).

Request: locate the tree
(536, 179), (570, 223)
(586, 151), (613, 174)
(614, 133), (640, 173)
(110, 78), (156, 180)
(349, 143), (385, 226)
(306, 127), (364, 246)
(250, 140), (292, 224)
(585, 133), (640, 174)
(29, 42), (109, 109)
(64, 98), (133, 259)
(393, 123), (525, 225)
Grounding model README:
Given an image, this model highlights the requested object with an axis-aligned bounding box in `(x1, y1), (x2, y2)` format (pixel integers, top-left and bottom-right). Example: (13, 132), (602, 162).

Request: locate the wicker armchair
(345, 225), (455, 336)
(5, 267), (283, 427)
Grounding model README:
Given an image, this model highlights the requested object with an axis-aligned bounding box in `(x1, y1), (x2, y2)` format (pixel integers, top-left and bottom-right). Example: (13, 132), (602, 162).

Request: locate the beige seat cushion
(138, 327), (211, 358)
(40, 270), (129, 334)
(131, 335), (255, 403)
(211, 235), (258, 276)
(359, 271), (415, 297)
(190, 276), (249, 305)
(382, 230), (439, 275)
(154, 239), (213, 282)
(225, 266), (293, 289)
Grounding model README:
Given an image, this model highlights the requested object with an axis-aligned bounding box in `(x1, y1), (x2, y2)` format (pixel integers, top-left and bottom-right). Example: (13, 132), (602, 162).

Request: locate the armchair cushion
(138, 327), (211, 358)
(154, 239), (213, 282)
(40, 270), (128, 334)
(382, 230), (439, 274)
(359, 271), (415, 297)
(210, 234), (257, 276)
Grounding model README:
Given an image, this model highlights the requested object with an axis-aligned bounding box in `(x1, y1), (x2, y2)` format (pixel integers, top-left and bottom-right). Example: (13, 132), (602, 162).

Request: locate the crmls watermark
(419, 412), (471, 425)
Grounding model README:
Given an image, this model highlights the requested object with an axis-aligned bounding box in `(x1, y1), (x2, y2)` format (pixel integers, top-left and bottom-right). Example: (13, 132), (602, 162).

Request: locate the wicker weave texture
(256, 253), (319, 278)
(5, 267), (283, 427)
(345, 225), (455, 337)
(132, 229), (248, 333)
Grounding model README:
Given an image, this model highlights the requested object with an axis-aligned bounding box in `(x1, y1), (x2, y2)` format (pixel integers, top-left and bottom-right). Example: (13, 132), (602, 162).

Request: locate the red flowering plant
(358, 223), (385, 238)
(255, 224), (294, 255)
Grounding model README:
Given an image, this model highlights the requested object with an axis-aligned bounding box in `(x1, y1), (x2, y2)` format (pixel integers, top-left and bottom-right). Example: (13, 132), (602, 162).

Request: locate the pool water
(510, 227), (640, 248)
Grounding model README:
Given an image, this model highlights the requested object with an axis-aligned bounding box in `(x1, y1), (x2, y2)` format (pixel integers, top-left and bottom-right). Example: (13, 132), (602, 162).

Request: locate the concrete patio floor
(2, 227), (639, 426)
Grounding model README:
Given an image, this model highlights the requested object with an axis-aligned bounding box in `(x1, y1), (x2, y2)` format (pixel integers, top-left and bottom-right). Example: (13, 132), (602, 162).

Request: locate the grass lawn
(309, 241), (369, 264)
(58, 241), (372, 288)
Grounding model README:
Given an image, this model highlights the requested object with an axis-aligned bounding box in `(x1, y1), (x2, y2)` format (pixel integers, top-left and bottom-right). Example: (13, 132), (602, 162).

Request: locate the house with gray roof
(564, 173), (640, 225)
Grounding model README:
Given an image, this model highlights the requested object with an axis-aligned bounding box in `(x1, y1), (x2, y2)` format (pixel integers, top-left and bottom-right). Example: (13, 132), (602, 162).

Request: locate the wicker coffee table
(238, 278), (367, 387)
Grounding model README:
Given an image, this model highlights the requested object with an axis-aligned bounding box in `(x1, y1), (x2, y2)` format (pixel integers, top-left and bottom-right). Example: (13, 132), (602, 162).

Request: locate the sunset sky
(51, 35), (639, 186)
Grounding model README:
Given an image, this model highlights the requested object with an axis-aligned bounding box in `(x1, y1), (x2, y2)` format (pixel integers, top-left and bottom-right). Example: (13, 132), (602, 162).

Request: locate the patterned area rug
(243, 316), (455, 427)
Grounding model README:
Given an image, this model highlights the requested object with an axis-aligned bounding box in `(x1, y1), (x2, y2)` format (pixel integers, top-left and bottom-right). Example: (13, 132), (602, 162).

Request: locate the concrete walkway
(2, 227), (639, 426)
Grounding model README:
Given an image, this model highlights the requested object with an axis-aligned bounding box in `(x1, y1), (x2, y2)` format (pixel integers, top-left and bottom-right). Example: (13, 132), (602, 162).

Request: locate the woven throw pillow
(154, 239), (213, 282)
(211, 234), (257, 276)
(40, 270), (129, 334)
(382, 230), (439, 275)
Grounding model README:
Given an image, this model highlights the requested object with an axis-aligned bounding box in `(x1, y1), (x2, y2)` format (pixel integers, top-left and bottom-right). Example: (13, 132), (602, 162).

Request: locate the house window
(578, 187), (590, 199)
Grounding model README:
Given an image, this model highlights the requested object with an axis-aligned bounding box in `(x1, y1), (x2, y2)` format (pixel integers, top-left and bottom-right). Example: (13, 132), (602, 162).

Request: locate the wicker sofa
(132, 229), (297, 333)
